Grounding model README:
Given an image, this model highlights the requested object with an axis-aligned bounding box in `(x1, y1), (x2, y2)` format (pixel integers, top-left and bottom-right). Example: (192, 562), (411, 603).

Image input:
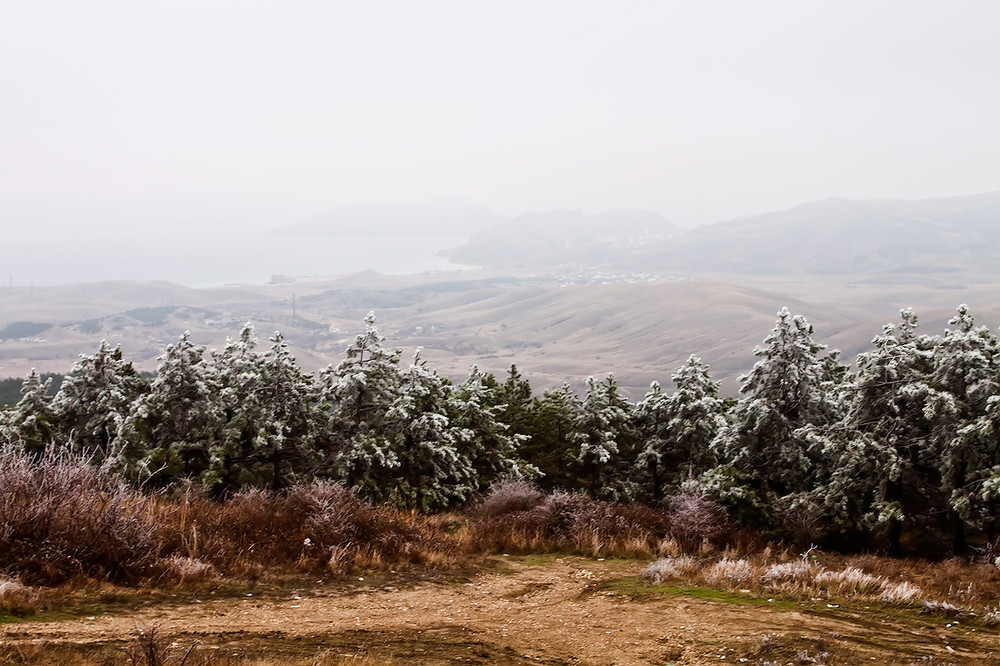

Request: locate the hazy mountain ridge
(638, 192), (1000, 275)
(443, 192), (1000, 276)
(442, 208), (681, 267)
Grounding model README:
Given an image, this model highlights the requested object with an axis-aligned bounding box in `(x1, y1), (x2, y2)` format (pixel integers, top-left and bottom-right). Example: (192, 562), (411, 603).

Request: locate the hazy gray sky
(2, 0), (999, 239)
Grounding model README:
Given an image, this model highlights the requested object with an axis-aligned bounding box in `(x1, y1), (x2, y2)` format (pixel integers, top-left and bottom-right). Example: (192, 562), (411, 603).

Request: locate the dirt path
(4, 556), (999, 665)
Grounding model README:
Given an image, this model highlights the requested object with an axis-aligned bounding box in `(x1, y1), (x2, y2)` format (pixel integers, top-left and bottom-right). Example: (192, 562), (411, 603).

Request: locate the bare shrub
(665, 485), (729, 551)
(0, 446), (158, 584)
(643, 556), (701, 584)
(477, 479), (545, 518)
(702, 557), (756, 586)
(0, 576), (38, 616)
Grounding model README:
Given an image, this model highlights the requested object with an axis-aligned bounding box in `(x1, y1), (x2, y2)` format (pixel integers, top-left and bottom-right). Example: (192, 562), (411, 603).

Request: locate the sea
(3, 231), (473, 288)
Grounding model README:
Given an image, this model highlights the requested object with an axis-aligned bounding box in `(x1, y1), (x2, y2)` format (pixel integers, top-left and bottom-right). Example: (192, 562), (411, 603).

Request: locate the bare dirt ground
(3, 556), (998, 665)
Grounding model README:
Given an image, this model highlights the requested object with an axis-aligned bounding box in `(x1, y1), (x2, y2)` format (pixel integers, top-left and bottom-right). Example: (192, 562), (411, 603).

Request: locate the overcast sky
(2, 0), (999, 240)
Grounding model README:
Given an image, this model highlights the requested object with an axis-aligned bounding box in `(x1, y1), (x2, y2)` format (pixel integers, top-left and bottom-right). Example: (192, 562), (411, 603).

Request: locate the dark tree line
(2, 306), (999, 554)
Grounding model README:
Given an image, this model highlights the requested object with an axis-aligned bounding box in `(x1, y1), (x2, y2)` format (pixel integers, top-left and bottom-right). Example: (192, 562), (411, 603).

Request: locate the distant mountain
(442, 208), (680, 267)
(631, 191), (1000, 276)
(277, 201), (506, 238)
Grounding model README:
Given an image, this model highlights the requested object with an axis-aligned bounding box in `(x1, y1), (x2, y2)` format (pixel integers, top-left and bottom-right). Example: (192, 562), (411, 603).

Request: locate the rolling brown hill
(1, 273), (998, 399)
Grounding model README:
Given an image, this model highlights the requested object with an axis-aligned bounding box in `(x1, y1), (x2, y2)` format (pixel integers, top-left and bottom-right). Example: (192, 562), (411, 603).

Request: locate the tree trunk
(952, 510), (967, 556)
(271, 447), (282, 491)
(888, 517), (902, 557)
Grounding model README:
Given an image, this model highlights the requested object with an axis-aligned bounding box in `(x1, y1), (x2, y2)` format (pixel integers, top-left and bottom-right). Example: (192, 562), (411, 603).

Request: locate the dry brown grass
(0, 576), (38, 616)
(464, 480), (697, 558)
(151, 482), (459, 580)
(641, 548), (1000, 619)
(0, 448), (462, 590)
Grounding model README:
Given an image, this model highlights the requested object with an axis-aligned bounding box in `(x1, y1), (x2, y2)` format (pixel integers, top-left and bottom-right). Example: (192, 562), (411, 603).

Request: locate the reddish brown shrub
(466, 488), (672, 557)
(476, 479), (546, 518)
(154, 480), (455, 576)
(0, 446), (158, 584)
(666, 485), (730, 551)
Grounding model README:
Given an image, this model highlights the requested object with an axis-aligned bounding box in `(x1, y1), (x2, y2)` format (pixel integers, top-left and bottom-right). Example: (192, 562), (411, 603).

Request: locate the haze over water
(4, 231), (470, 288)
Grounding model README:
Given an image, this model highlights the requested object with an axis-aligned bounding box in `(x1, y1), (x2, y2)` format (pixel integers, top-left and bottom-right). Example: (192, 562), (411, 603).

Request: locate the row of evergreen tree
(2, 306), (999, 554)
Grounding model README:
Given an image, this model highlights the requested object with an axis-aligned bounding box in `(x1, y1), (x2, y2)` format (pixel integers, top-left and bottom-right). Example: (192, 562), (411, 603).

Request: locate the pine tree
(956, 392), (1000, 544)
(320, 311), (404, 442)
(52, 340), (146, 457)
(576, 374), (636, 500)
(495, 364), (534, 440)
(522, 383), (584, 490)
(119, 332), (223, 483)
(833, 308), (944, 552)
(929, 305), (1000, 553)
(636, 356), (725, 501)
(253, 331), (321, 489)
(707, 308), (842, 529)
(449, 365), (535, 490)
(1, 369), (57, 451)
(384, 352), (474, 511)
(208, 323), (267, 489)
(210, 326), (321, 490)
(319, 314), (481, 510)
(318, 312), (405, 488)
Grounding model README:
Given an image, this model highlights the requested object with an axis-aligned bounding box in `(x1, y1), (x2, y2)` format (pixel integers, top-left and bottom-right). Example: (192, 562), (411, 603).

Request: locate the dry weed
(879, 581), (923, 604)
(702, 557), (756, 586)
(0, 576), (38, 616)
(643, 556), (701, 584)
(812, 567), (884, 596)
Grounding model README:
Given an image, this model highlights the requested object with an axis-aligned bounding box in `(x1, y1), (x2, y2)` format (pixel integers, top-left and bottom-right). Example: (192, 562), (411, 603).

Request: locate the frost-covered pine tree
(320, 314), (479, 510)
(1, 369), (57, 451)
(636, 356), (725, 501)
(51, 340), (146, 457)
(955, 391), (1000, 544)
(449, 365), (535, 490)
(576, 374), (636, 500)
(705, 308), (843, 528)
(319, 311), (404, 442)
(209, 325), (321, 490)
(826, 308), (947, 552)
(118, 332), (224, 483)
(318, 312), (405, 486)
(208, 323), (267, 489)
(929, 305), (1000, 553)
(251, 331), (322, 489)
(379, 352), (475, 511)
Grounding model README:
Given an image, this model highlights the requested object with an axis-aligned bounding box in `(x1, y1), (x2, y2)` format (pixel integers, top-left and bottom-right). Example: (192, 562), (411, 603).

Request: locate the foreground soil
(3, 556), (998, 665)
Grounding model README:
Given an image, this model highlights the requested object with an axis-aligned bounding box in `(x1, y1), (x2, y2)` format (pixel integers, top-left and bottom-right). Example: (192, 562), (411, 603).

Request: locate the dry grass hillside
(1, 271), (999, 398)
